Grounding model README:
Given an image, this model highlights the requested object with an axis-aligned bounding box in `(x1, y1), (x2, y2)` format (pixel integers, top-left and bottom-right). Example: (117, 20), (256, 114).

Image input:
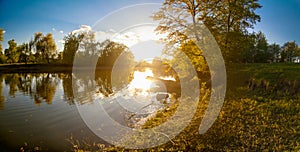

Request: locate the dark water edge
(0, 64), (73, 73)
(0, 64), (121, 73)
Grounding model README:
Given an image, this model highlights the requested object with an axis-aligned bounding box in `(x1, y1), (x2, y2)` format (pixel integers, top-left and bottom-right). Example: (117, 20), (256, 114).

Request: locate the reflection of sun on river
(97, 68), (172, 116)
(128, 68), (154, 93)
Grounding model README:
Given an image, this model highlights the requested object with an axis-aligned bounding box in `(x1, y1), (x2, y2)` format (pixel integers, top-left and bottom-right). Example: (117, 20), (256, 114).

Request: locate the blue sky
(0, 0), (300, 51)
(254, 0), (300, 45)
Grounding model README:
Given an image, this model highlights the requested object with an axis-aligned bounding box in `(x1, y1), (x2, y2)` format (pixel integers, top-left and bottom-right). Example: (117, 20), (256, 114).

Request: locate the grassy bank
(227, 63), (300, 99)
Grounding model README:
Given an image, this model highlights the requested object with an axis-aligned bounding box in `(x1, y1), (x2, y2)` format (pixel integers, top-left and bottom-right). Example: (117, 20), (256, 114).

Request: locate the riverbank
(0, 64), (72, 73)
(0, 63), (121, 73)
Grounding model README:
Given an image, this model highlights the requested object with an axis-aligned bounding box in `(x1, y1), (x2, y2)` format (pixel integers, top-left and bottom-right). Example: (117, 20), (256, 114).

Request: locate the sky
(254, 0), (300, 45)
(0, 0), (300, 51)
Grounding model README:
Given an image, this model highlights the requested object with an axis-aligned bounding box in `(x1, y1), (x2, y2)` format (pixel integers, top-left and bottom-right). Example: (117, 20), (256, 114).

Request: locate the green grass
(228, 63), (300, 82)
(72, 63), (300, 151)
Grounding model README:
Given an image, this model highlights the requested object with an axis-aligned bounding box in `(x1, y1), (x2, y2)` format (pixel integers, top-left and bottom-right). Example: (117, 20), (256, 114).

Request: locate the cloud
(71, 25), (92, 34)
(70, 25), (165, 48)
(52, 27), (64, 34)
(112, 32), (140, 47)
(58, 40), (65, 44)
(70, 25), (139, 47)
(92, 30), (140, 47)
(70, 25), (166, 61)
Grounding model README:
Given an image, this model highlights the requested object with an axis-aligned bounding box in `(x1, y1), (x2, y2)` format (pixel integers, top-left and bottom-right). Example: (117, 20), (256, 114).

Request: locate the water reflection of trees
(0, 74), (5, 109)
(0, 71), (133, 107)
(72, 69), (133, 104)
(0, 61), (181, 108)
(62, 71), (119, 105)
(0, 73), (58, 106)
(34, 73), (58, 105)
(4, 73), (36, 97)
(95, 70), (113, 97)
(62, 73), (74, 104)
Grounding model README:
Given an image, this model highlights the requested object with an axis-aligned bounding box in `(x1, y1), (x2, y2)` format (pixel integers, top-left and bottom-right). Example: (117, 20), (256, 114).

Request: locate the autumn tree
(177, 40), (208, 73)
(30, 32), (57, 64)
(17, 43), (30, 64)
(45, 33), (56, 63)
(4, 39), (19, 63)
(153, 0), (261, 62)
(30, 32), (43, 63)
(0, 28), (4, 53)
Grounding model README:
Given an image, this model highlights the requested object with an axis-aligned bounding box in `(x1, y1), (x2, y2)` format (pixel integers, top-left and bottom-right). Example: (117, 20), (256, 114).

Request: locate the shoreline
(0, 64), (118, 73)
(0, 63), (172, 73)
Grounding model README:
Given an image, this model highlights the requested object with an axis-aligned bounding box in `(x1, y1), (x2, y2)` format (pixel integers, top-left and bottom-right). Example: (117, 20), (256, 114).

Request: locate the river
(0, 68), (178, 151)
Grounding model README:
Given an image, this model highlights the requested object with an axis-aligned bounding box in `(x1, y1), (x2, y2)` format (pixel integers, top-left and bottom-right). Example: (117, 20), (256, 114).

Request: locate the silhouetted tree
(253, 31), (270, 63)
(281, 41), (298, 62)
(62, 33), (84, 64)
(268, 43), (281, 63)
(96, 39), (133, 67)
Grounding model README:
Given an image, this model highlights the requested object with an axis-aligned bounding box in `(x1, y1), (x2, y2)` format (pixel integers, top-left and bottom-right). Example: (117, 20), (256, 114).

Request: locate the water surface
(0, 68), (179, 151)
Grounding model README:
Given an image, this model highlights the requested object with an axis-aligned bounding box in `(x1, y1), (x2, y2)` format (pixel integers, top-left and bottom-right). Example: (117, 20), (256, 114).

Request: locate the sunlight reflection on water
(128, 68), (155, 92)
(95, 68), (172, 116)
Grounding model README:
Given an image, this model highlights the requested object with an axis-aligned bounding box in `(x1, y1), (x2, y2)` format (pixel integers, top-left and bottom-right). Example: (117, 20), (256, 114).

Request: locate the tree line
(0, 29), (298, 65)
(0, 28), (134, 67)
(0, 31), (58, 64)
(241, 31), (300, 63)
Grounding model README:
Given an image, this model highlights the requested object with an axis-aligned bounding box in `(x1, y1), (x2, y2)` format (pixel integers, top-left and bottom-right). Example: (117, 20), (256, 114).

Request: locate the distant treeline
(0, 29), (135, 67)
(238, 32), (300, 63)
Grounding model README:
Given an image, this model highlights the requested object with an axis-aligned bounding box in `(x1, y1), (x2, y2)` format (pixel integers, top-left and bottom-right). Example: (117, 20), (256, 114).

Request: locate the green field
(72, 63), (300, 151)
